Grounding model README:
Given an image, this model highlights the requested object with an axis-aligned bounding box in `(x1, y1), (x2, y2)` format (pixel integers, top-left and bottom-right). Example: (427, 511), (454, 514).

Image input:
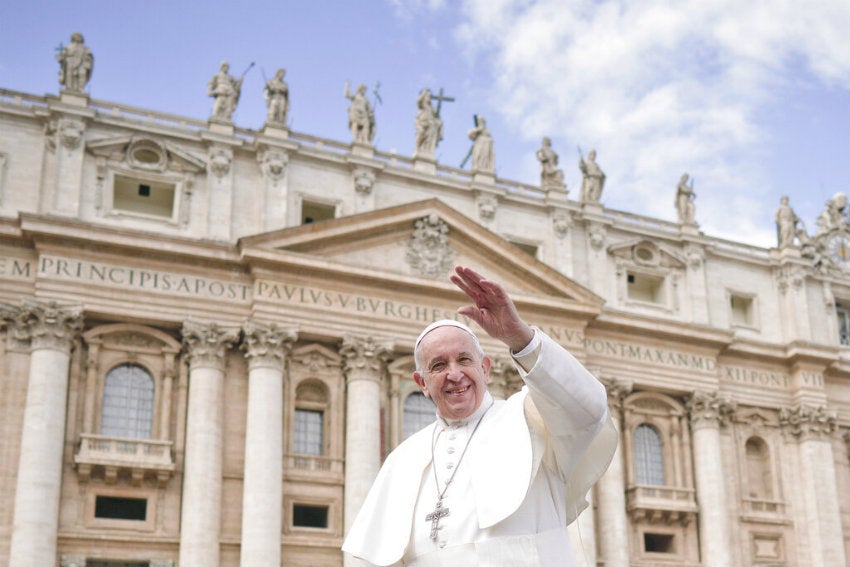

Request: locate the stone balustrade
(75, 433), (175, 486)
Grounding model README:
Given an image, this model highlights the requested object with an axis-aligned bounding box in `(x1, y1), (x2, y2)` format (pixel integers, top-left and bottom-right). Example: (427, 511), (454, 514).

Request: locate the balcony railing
(284, 453), (344, 481)
(741, 497), (786, 516)
(74, 433), (175, 486)
(626, 484), (699, 525)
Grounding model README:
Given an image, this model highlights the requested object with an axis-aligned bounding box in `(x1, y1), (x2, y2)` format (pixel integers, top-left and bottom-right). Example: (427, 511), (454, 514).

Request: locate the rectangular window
(837, 303), (850, 346)
(731, 294), (754, 326)
(94, 496), (147, 521)
(301, 200), (335, 224)
(88, 561), (150, 567)
(510, 241), (538, 258)
(113, 174), (176, 218)
(644, 532), (674, 553)
(627, 271), (665, 303)
(293, 409), (324, 455)
(293, 504), (329, 528)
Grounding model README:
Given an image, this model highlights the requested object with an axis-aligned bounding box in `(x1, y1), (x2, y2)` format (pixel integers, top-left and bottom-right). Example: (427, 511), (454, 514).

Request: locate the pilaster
(340, 334), (391, 567)
(178, 320), (238, 567)
(779, 404), (845, 567)
(687, 390), (735, 567)
(596, 377), (631, 567)
(45, 99), (94, 216)
(5, 301), (82, 567)
(240, 320), (297, 567)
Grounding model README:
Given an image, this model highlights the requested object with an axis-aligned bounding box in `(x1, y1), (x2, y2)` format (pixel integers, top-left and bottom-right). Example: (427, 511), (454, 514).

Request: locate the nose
(445, 363), (464, 381)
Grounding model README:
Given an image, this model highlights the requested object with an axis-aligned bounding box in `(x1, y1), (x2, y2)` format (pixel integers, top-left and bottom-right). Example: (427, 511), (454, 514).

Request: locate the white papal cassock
(342, 329), (618, 567)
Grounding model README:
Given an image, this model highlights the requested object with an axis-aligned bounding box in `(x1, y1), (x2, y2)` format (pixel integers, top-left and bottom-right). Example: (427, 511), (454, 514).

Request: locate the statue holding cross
(414, 87), (454, 159)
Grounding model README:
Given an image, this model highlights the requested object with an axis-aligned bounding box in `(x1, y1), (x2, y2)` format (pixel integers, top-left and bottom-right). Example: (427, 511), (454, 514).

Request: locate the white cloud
(450, 0), (850, 245)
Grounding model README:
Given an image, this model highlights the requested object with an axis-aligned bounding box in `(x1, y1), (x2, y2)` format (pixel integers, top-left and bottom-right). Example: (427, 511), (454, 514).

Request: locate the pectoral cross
(425, 498), (450, 540)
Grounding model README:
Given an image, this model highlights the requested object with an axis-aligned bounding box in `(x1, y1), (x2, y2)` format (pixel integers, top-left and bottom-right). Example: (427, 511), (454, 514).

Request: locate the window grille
(101, 363), (154, 439)
(837, 304), (850, 346)
(634, 423), (665, 485)
(293, 409), (324, 455)
(403, 391), (436, 439)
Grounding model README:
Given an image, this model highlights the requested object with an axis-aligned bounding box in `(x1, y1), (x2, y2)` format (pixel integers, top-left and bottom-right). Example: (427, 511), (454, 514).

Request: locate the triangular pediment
(87, 135), (206, 173)
(239, 199), (602, 315)
(608, 238), (686, 269)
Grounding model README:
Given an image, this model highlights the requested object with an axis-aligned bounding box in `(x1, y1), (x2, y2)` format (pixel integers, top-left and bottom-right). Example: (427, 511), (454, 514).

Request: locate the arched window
(634, 423), (665, 485)
(293, 380), (329, 456)
(403, 391), (436, 439)
(101, 363), (155, 439)
(745, 436), (773, 499)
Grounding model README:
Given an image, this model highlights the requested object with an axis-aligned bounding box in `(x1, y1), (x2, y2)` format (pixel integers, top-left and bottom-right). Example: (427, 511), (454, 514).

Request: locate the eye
(430, 361), (446, 373)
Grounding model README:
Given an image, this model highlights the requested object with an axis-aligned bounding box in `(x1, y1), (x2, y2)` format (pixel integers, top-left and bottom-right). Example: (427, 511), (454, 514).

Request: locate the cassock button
(439, 541), (447, 549)
(448, 433), (457, 440)
(446, 462), (454, 469)
(447, 447), (456, 454)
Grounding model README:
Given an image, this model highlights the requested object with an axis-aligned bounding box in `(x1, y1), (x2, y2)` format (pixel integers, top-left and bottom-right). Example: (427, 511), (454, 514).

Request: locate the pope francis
(342, 266), (618, 567)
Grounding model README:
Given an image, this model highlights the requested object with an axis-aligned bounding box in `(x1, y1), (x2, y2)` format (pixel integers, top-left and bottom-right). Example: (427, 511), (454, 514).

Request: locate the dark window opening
(293, 504), (328, 528)
(138, 184), (151, 197)
(644, 532), (674, 553)
(627, 274), (635, 283)
(94, 496), (147, 521)
(88, 561), (149, 567)
(301, 201), (335, 225)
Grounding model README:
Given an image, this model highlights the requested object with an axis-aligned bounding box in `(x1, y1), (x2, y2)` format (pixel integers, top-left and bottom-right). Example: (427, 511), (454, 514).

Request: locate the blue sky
(2, 0), (848, 247)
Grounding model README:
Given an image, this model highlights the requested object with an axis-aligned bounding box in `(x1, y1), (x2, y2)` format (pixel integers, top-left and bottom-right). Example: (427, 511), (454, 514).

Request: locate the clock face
(827, 233), (850, 267)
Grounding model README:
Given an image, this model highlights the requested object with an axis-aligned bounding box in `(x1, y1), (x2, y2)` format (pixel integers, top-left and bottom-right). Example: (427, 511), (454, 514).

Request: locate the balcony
(626, 484), (699, 525)
(740, 497), (789, 524)
(74, 434), (175, 487)
(284, 453), (344, 484)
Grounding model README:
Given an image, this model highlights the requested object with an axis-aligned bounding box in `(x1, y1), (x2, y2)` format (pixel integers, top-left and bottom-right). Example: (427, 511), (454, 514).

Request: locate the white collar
(437, 391), (494, 429)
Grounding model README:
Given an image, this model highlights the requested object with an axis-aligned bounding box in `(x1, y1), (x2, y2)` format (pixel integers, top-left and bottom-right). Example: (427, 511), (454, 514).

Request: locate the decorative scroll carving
(48, 117), (85, 150)
(600, 376), (633, 413)
(588, 224), (606, 251)
(687, 390), (736, 429)
(487, 356), (522, 400)
(181, 320), (238, 371)
(258, 148), (288, 182)
(552, 210), (571, 239)
(1, 300), (83, 352)
(779, 404), (836, 440)
(405, 214), (454, 279)
(477, 194), (497, 221)
(241, 319), (297, 371)
(207, 146), (232, 178)
(340, 334), (392, 384)
(353, 167), (376, 196)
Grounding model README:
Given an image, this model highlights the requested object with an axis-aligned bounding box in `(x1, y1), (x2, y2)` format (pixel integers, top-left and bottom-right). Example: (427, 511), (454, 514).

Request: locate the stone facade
(0, 50), (849, 567)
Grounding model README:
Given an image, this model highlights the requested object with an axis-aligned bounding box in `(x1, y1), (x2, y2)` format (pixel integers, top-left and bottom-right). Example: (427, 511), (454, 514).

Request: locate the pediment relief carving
(87, 135), (206, 174)
(609, 239), (686, 269)
(84, 323), (181, 353)
(625, 391), (685, 416)
(295, 378), (330, 403)
(290, 343), (342, 373)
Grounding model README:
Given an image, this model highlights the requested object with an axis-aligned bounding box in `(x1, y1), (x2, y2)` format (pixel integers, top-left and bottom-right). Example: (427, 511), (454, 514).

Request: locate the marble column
(687, 391), (735, 567)
(780, 405), (846, 567)
(340, 335), (391, 567)
(178, 321), (238, 567)
(5, 301), (82, 567)
(239, 320), (297, 567)
(595, 378), (631, 567)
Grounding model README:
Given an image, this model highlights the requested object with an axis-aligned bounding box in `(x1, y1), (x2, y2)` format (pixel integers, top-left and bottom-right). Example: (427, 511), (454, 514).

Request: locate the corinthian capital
(340, 334), (392, 383)
(779, 404), (836, 440)
(182, 320), (239, 371)
(599, 376), (633, 413)
(241, 319), (298, 371)
(687, 390), (736, 429)
(2, 300), (83, 352)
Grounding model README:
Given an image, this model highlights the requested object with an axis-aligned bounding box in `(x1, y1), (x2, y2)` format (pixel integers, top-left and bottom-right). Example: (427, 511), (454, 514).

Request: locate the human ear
(413, 371), (430, 397)
(481, 356), (491, 384)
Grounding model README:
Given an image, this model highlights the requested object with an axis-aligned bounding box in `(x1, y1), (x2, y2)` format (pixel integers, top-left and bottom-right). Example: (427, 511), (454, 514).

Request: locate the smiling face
(413, 326), (491, 421)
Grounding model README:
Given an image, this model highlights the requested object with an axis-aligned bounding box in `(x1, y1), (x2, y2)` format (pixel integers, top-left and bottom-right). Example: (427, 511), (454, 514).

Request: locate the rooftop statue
(207, 61), (243, 122)
(775, 195), (800, 249)
(467, 115), (494, 173)
(579, 149), (605, 203)
(536, 137), (565, 191)
(264, 68), (289, 126)
(56, 32), (93, 93)
(675, 173), (696, 224)
(414, 88), (443, 159)
(816, 192), (848, 236)
(345, 82), (376, 144)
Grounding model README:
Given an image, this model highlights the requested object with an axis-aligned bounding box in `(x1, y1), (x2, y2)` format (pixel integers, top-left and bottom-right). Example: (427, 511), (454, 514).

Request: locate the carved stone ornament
(1, 300), (83, 352)
(405, 214), (455, 279)
(687, 390), (736, 429)
(258, 148), (288, 181)
(552, 210), (571, 239)
(588, 224), (606, 251)
(60, 555), (87, 567)
(126, 137), (168, 172)
(241, 319), (298, 371)
(181, 320), (239, 370)
(477, 195), (498, 221)
(600, 376), (633, 412)
(775, 265), (805, 295)
(207, 146), (232, 178)
(353, 167), (376, 196)
(56, 117), (85, 150)
(340, 334), (392, 382)
(779, 404), (837, 440)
